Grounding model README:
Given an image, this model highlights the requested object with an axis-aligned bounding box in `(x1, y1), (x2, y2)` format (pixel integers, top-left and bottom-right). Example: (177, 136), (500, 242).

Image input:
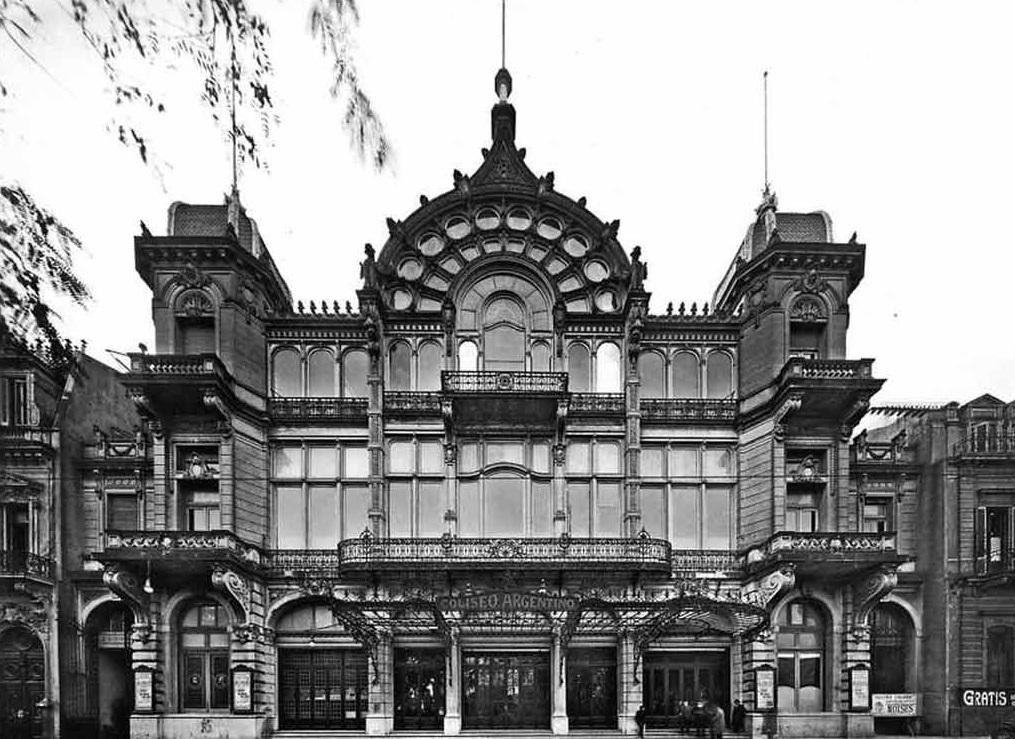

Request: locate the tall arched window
(483, 296), (526, 371)
(458, 341), (478, 372)
(776, 600), (827, 713)
(307, 349), (335, 396)
(418, 342), (442, 391)
(638, 352), (664, 398)
(342, 350), (368, 398)
(595, 342), (622, 393)
(871, 604), (914, 693)
(531, 342), (551, 372)
(705, 351), (733, 399)
(671, 352), (699, 398)
(568, 344), (591, 392)
(389, 342), (412, 390)
(272, 348), (301, 397)
(179, 601), (230, 710)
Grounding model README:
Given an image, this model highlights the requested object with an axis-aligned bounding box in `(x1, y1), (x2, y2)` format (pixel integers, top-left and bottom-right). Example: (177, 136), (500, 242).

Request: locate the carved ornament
(211, 567), (252, 623)
(102, 565), (151, 633)
(743, 565), (796, 609)
(852, 565), (899, 626)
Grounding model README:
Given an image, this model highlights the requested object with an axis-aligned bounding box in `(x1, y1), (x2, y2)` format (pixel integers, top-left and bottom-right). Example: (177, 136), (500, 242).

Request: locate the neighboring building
(0, 336), (138, 739)
(71, 67), (910, 739)
(852, 397), (1015, 737)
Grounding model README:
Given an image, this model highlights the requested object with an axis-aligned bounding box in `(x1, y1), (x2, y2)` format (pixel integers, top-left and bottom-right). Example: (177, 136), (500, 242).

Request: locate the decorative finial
(495, 67), (512, 103)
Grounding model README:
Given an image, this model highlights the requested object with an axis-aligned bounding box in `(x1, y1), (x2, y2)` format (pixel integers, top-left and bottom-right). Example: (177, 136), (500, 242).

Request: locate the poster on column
(755, 667), (776, 710)
(232, 668), (252, 713)
(134, 668), (153, 712)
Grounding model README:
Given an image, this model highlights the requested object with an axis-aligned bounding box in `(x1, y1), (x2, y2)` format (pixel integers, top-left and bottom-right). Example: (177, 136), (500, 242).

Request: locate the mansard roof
(373, 69), (634, 316)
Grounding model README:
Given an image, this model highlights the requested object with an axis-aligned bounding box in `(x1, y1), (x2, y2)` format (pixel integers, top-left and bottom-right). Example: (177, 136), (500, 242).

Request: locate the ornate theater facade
(67, 69), (916, 738)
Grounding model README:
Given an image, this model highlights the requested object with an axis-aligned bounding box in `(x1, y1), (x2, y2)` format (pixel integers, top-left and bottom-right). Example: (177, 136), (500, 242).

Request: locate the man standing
(710, 702), (726, 739)
(635, 704), (647, 738)
(731, 699), (746, 733)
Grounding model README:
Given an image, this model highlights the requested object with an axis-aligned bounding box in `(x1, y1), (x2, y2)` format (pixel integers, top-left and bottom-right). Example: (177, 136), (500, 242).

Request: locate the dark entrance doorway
(0, 626), (45, 739)
(394, 648), (445, 730)
(462, 651), (550, 729)
(642, 651), (729, 729)
(278, 649), (367, 729)
(871, 604), (914, 734)
(567, 647), (617, 729)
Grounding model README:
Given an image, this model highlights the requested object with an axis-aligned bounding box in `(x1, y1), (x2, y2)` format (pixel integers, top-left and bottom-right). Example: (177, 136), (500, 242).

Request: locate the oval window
(445, 216), (472, 240)
(584, 260), (609, 283)
(397, 258), (423, 281)
(506, 209), (532, 231)
(563, 234), (589, 258)
(391, 289), (413, 310)
(536, 217), (563, 240)
(418, 233), (445, 256)
(475, 209), (501, 230)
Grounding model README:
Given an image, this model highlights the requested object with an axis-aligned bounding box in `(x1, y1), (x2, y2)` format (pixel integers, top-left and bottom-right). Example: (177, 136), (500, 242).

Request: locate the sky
(2, 1), (1014, 406)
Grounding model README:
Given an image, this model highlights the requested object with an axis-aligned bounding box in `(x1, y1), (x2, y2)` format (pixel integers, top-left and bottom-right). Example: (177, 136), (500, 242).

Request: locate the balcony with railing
(0, 425), (56, 451)
(770, 357), (884, 427)
(570, 393), (625, 417)
(0, 550), (55, 583)
(100, 530), (263, 572)
(269, 397), (368, 423)
(384, 392), (443, 416)
(263, 549), (342, 579)
(125, 352), (236, 416)
(442, 371), (568, 429)
(743, 530), (904, 576)
(953, 430), (1015, 459)
(442, 371), (568, 394)
(640, 398), (737, 424)
(672, 549), (741, 577)
(974, 548), (1015, 579)
(338, 535), (672, 575)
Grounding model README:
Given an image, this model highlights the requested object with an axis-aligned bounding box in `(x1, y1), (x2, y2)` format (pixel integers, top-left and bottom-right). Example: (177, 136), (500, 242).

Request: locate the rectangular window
(344, 446), (369, 478)
(307, 486), (338, 548)
(183, 486), (220, 531)
(309, 447), (337, 478)
(641, 485), (665, 540)
(531, 481), (553, 536)
(569, 482), (591, 537)
(389, 441), (415, 473)
(459, 481), (481, 537)
(1, 377), (29, 426)
(388, 481), (413, 537)
(703, 485), (731, 549)
(417, 481), (444, 537)
(861, 498), (893, 534)
(670, 485), (698, 548)
(177, 316), (215, 354)
(787, 490), (821, 533)
(566, 441), (591, 474)
(276, 485), (306, 548)
(106, 494), (139, 530)
(344, 484), (370, 538)
(595, 482), (621, 536)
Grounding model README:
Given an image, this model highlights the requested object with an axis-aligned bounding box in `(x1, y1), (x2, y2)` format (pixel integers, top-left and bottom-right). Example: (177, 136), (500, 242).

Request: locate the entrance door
(278, 649), (367, 729)
(567, 647), (617, 729)
(462, 652), (550, 729)
(394, 648), (446, 730)
(642, 651), (729, 728)
(0, 627), (45, 739)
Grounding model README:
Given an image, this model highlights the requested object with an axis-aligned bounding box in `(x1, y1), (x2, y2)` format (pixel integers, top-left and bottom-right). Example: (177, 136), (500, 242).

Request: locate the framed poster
(232, 665), (253, 713)
(754, 664), (776, 711)
(134, 666), (154, 712)
(849, 664), (871, 712)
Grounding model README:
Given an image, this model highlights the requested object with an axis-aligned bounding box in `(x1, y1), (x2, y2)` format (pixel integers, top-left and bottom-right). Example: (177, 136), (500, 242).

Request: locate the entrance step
(271, 732), (751, 739)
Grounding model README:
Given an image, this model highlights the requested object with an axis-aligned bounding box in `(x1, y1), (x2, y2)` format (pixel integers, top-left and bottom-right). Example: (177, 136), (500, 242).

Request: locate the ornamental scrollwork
(211, 567), (252, 623)
(743, 565), (796, 609)
(232, 623), (275, 644)
(176, 262), (210, 290)
(790, 295), (826, 323)
(0, 600), (49, 636)
(793, 269), (829, 295)
(102, 565), (151, 634)
(852, 565), (898, 626)
(176, 289), (214, 317)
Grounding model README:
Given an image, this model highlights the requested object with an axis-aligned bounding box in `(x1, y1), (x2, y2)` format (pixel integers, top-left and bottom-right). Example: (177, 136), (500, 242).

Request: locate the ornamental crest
(176, 289), (214, 317)
(790, 296), (826, 322)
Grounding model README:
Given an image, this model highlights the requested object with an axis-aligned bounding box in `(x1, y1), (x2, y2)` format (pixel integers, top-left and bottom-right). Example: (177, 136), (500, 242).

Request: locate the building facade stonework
(45, 69), (958, 739)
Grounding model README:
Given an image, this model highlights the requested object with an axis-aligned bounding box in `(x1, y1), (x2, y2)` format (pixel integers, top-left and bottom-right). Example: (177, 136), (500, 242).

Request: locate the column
(367, 632), (394, 735)
(444, 630), (461, 735)
(617, 634), (640, 735)
(551, 630), (569, 735)
(740, 632), (776, 739)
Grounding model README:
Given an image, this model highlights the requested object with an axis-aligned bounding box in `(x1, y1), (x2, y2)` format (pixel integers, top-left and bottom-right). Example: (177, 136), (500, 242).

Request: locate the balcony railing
(753, 531), (897, 558)
(976, 549), (1015, 576)
(264, 549), (342, 578)
(269, 397), (368, 421)
(128, 352), (227, 377)
(0, 550), (54, 581)
(384, 392), (443, 415)
(571, 393), (625, 416)
(672, 549), (741, 575)
(339, 536), (671, 572)
(102, 530), (263, 566)
(640, 398), (737, 423)
(0, 425), (55, 447)
(954, 431), (1015, 458)
(442, 371), (568, 394)
(781, 358), (875, 382)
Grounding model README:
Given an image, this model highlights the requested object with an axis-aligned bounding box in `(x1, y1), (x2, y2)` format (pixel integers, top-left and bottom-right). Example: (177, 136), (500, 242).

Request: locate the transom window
(179, 602), (230, 710)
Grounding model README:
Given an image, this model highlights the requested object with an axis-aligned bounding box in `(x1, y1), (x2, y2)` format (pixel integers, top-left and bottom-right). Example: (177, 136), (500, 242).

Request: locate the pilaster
(551, 629), (568, 735)
(443, 629), (461, 735)
(366, 631), (393, 735)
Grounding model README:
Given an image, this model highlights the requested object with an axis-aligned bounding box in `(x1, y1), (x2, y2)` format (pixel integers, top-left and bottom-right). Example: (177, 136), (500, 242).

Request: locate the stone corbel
(211, 566), (252, 624)
(743, 565), (796, 609)
(202, 389), (230, 422)
(103, 565), (151, 637)
(129, 389), (155, 419)
(852, 565), (898, 627)
(772, 392), (804, 441)
(844, 399), (870, 430)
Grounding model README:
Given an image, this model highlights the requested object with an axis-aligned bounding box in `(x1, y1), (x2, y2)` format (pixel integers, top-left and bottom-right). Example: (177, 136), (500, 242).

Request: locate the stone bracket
(211, 566), (252, 624)
(742, 565), (797, 609)
(852, 565), (899, 627)
(102, 564), (151, 638)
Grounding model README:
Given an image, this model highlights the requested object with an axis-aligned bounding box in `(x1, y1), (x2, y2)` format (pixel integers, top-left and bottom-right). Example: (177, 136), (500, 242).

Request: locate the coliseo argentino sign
(437, 591), (580, 612)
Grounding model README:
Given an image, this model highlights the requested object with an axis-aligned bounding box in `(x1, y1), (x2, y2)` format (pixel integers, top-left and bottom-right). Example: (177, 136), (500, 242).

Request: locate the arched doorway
(0, 626), (45, 739)
(871, 603), (915, 734)
(776, 599), (828, 713)
(86, 603), (134, 739)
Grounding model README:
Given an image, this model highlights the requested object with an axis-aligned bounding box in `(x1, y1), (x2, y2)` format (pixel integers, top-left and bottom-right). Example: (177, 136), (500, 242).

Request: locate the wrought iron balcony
(953, 431), (1015, 459)
(384, 391), (443, 416)
(100, 530), (263, 570)
(640, 398), (737, 423)
(975, 549), (1015, 577)
(264, 549), (342, 579)
(442, 371), (568, 394)
(743, 530), (903, 576)
(338, 535), (672, 574)
(269, 396), (368, 422)
(672, 549), (741, 576)
(0, 550), (54, 582)
(570, 393), (625, 417)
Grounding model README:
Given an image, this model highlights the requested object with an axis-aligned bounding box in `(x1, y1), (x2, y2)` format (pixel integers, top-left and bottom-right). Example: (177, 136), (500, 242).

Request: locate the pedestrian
(635, 703), (646, 738)
(731, 699), (746, 733)
(710, 702), (726, 739)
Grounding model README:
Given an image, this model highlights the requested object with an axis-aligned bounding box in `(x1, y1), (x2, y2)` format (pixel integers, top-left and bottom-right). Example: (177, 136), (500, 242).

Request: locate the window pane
(418, 481), (445, 537)
(669, 446), (699, 480)
(458, 340), (478, 371)
(485, 325), (525, 371)
(704, 447), (733, 477)
(308, 350), (335, 396)
(595, 342), (621, 392)
(389, 481), (412, 537)
(419, 441), (444, 473)
(777, 656), (795, 688)
(706, 351), (733, 399)
(181, 633), (206, 648)
(531, 342), (551, 372)
(531, 441), (550, 474)
(641, 485), (665, 539)
(595, 482), (621, 537)
(418, 342), (442, 391)
(569, 482), (590, 537)
(460, 442), (479, 473)
(107, 495), (138, 530)
(343, 446), (369, 478)
(273, 446), (303, 478)
(703, 485), (731, 549)
(389, 342), (412, 390)
(799, 655), (821, 688)
(459, 480), (481, 536)
(641, 447), (664, 478)
(487, 441), (524, 466)
(207, 507), (221, 530)
(308, 486), (338, 548)
(207, 632), (229, 648)
(309, 447), (337, 478)
(342, 350), (368, 397)
(183, 653), (206, 708)
(389, 441), (414, 473)
(568, 344), (591, 392)
(531, 481), (553, 536)
(486, 477), (524, 537)
(638, 352), (664, 398)
(343, 484), (370, 539)
(272, 348), (301, 397)
(671, 352), (699, 398)
(276, 486), (306, 548)
(670, 485), (698, 548)
(567, 441), (590, 474)
(594, 441), (621, 474)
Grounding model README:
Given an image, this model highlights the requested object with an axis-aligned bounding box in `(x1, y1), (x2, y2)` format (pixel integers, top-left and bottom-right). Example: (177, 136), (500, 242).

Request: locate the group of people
(635, 699), (747, 738)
